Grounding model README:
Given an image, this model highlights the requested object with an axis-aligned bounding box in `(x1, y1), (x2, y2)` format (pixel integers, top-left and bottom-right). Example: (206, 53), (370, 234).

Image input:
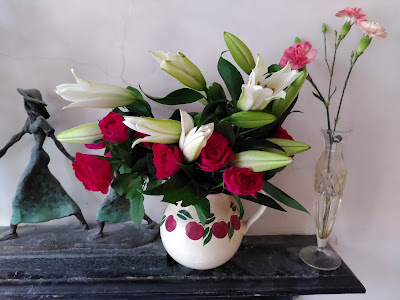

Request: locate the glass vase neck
(321, 129), (351, 152)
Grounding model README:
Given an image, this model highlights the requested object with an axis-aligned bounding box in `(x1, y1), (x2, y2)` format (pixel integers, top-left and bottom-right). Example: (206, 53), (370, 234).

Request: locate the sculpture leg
(74, 212), (89, 230)
(143, 213), (157, 229)
(0, 224), (18, 241)
(96, 221), (105, 239)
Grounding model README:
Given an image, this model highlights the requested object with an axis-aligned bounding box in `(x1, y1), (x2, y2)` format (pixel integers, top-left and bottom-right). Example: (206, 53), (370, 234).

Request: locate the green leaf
(207, 82), (227, 101)
(263, 181), (309, 214)
(141, 87), (204, 105)
(241, 193), (286, 212)
(232, 194), (244, 220)
(118, 165), (132, 174)
(203, 229), (212, 246)
(228, 222), (234, 239)
(268, 64), (283, 73)
(194, 198), (211, 226)
(177, 213), (188, 220)
(125, 87), (153, 117)
(178, 210), (193, 219)
(111, 173), (136, 196)
(203, 227), (210, 239)
(218, 56), (244, 104)
(215, 123), (236, 147)
(144, 171), (200, 207)
(196, 100), (226, 129)
(126, 179), (145, 227)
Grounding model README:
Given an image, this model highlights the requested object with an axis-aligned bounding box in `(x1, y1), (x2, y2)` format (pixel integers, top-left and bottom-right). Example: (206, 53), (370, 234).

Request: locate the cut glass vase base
(299, 246), (341, 271)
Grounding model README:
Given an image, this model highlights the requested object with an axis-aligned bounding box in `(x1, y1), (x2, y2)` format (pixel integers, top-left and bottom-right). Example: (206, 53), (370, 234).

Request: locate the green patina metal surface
(10, 117), (82, 225)
(96, 188), (131, 223)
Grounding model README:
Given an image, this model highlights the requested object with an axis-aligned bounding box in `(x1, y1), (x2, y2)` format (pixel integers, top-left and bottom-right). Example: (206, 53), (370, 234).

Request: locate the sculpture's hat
(17, 88), (47, 106)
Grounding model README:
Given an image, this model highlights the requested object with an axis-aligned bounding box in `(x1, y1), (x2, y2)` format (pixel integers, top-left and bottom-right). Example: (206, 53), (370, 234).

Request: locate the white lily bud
(56, 123), (103, 144)
(179, 109), (214, 162)
(233, 150), (293, 172)
(123, 116), (181, 148)
(55, 68), (137, 110)
(150, 51), (206, 91)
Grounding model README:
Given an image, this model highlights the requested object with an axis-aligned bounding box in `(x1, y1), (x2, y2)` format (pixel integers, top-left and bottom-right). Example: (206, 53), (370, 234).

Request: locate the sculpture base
(0, 222), (160, 251)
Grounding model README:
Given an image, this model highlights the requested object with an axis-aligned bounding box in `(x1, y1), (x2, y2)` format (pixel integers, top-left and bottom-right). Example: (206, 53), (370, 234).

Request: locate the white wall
(0, 0), (398, 298)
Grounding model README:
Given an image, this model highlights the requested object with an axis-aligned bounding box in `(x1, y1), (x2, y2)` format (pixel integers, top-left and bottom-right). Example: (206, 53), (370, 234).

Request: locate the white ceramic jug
(160, 193), (266, 270)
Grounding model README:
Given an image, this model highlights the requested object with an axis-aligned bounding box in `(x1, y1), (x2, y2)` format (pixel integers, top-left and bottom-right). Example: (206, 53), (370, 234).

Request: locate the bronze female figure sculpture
(0, 89), (88, 240)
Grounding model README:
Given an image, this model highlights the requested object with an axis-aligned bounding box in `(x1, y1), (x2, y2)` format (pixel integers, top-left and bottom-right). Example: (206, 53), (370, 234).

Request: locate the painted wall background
(0, 0), (398, 298)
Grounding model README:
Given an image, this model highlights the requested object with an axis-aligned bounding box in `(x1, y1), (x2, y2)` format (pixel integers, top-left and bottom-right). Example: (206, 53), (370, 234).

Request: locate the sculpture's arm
(50, 133), (75, 162)
(0, 130), (26, 159)
(37, 116), (75, 162)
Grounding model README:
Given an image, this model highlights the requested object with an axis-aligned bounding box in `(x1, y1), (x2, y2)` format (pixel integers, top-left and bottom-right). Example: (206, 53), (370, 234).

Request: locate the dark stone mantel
(0, 224), (365, 299)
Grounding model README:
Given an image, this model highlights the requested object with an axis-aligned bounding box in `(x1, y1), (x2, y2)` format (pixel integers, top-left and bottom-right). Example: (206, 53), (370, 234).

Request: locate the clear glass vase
(300, 129), (351, 271)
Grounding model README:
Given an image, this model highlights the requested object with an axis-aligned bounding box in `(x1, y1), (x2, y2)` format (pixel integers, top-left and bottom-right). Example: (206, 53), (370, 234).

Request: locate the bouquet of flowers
(56, 32), (314, 228)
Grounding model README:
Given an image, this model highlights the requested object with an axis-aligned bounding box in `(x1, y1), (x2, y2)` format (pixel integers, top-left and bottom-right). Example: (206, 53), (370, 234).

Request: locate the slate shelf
(0, 225), (365, 299)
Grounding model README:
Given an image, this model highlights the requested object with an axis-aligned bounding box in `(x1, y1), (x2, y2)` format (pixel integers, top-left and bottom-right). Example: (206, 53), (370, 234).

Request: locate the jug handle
(242, 205), (267, 234)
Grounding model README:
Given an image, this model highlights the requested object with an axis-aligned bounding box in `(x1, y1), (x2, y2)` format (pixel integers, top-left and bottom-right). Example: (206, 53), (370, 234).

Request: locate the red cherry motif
(185, 222), (204, 240)
(165, 215), (177, 232)
(212, 221), (228, 238)
(230, 215), (241, 230)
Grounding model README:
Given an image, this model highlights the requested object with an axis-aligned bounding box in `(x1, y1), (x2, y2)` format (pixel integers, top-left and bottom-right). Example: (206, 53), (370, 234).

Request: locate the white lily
(55, 68), (137, 110)
(56, 123), (103, 144)
(179, 110), (214, 163)
(123, 116), (181, 148)
(150, 51), (206, 91)
(237, 55), (299, 111)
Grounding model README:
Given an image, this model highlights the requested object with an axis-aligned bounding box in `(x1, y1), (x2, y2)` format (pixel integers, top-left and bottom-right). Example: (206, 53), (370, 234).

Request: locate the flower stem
(307, 75), (331, 131)
(333, 55), (359, 130)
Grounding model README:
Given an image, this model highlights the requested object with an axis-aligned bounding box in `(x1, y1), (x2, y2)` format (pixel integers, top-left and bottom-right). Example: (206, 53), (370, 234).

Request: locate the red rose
(152, 144), (183, 179)
(72, 152), (113, 194)
(85, 142), (106, 149)
(98, 112), (129, 143)
(271, 126), (294, 140)
(223, 166), (264, 198)
(198, 132), (235, 172)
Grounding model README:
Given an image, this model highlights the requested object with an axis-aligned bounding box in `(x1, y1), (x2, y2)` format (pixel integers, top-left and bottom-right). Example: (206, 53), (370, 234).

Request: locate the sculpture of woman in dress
(0, 89), (88, 240)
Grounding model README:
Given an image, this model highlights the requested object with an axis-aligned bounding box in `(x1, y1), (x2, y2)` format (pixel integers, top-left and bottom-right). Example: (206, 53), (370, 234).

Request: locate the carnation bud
(321, 23), (327, 33)
(294, 36), (302, 44)
(339, 22), (351, 40)
(356, 35), (372, 56)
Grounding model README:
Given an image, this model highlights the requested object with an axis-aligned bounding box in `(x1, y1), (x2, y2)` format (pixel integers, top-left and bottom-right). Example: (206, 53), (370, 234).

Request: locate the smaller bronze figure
(0, 89), (88, 241)
(96, 182), (156, 238)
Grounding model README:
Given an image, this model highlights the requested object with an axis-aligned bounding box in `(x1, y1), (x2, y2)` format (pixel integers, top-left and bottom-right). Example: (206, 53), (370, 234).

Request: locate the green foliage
(126, 177), (145, 227)
(262, 181), (309, 214)
(141, 87), (204, 105)
(217, 56), (244, 104)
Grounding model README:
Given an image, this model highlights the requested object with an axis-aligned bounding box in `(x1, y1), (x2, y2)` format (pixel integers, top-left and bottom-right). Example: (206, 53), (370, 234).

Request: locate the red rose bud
(223, 166), (264, 198)
(152, 143), (183, 179)
(72, 153), (113, 194)
(98, 112), (129, 143)
(198, 132), (235, 172)
(85, 142), (106, 149)
(271, 126), (294, 140)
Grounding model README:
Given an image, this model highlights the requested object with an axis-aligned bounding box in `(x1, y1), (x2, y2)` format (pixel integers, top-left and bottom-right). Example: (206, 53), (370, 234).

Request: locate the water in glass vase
(300, 129), (351, 271)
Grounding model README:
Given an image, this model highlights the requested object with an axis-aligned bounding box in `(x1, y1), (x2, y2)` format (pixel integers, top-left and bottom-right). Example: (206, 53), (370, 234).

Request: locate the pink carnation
(279, 41), (318, 70)
(335, 7), (366, 23)
(357, 20), (387, 39)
